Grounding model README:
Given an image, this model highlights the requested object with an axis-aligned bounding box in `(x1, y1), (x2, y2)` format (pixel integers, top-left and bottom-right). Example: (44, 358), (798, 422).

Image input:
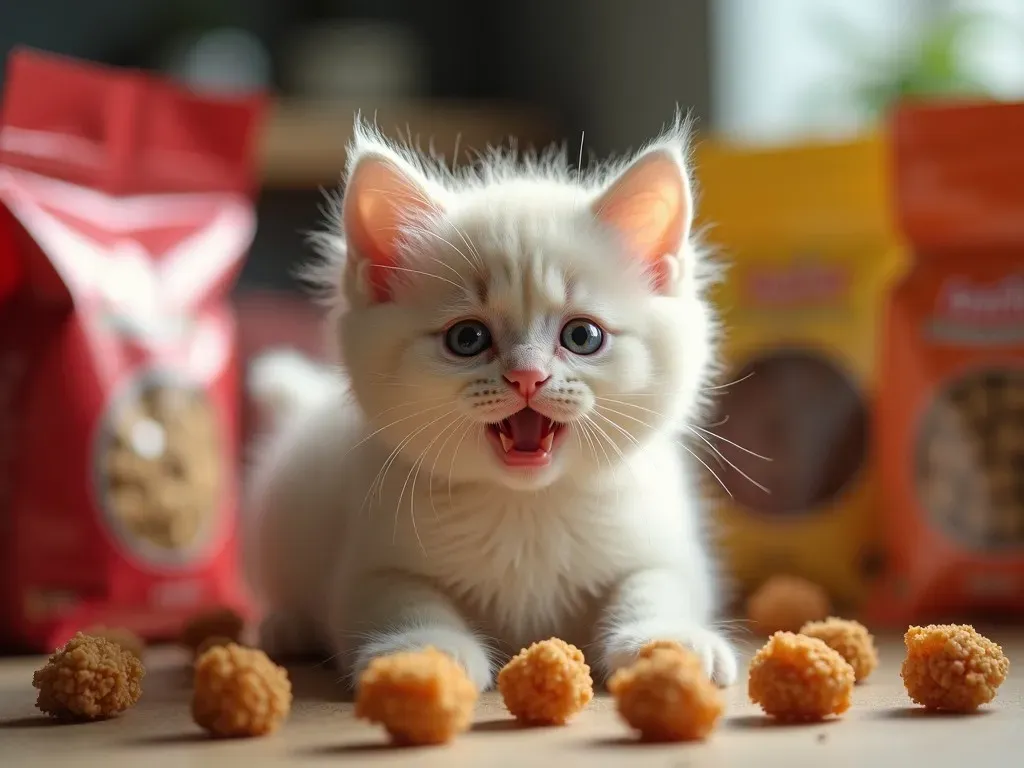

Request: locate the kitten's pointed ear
(342, 145), (443, 303)
(592, 144), (693, 292)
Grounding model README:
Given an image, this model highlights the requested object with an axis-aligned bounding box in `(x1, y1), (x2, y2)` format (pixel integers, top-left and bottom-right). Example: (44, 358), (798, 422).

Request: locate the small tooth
(540, 433), (554, 453)
(499, 433), (514, 453)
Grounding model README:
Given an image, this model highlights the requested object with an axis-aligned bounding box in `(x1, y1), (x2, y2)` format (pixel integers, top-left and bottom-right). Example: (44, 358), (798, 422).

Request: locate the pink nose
(504, 368), (549, 399)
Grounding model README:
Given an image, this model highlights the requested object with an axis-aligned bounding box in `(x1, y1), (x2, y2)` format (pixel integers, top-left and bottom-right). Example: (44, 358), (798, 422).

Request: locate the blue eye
(560, 318), (604, 355)
(445, 320), (492, 357)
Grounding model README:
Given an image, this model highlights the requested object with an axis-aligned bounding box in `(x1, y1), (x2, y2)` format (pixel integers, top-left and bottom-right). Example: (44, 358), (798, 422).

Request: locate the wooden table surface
(2, 629), (1022, 767)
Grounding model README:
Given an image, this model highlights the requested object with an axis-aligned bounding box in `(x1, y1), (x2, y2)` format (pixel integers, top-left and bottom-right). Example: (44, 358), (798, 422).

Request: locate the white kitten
(244, 115), (738, 691)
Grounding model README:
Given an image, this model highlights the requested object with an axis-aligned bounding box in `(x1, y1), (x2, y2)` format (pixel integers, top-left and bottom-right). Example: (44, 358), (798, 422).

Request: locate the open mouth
(486, 408), (564, 468)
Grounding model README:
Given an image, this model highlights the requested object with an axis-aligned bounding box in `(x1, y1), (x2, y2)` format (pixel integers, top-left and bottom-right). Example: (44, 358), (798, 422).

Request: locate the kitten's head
(317, 115), (719, 492)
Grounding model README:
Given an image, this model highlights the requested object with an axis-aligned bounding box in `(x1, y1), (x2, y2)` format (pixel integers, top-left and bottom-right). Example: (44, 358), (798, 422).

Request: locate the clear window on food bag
(870, 100), (1024, 625)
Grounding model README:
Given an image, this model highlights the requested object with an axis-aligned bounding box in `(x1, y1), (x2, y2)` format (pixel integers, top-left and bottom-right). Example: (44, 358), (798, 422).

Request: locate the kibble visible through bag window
(696, 136), (904, 610)
(100, 381), (222, 559)
(0, 50), (265, 651)
(871, 101), (1024, 623)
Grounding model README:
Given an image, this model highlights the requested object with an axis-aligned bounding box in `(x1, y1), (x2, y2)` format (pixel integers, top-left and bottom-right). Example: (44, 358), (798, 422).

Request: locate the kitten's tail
(247, 348), (340, 430)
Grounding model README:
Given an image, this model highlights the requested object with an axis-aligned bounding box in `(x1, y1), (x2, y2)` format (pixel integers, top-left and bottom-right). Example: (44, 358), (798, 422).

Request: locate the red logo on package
(0, 49), (265, 651)
(742, 260), (852, 309)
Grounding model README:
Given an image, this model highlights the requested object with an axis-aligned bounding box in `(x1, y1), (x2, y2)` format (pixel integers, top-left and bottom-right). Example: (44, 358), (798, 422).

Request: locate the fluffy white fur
(244, 114), (738, 691)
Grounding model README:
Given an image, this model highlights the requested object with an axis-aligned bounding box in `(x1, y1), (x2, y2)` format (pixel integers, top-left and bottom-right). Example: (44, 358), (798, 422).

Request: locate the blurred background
(2, 0), (1024, 652)
(4, 0), (1024, 304)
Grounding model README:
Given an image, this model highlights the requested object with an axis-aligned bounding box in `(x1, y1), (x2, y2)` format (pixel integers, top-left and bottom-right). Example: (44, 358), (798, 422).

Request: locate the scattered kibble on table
(19, 618), (1016, 744)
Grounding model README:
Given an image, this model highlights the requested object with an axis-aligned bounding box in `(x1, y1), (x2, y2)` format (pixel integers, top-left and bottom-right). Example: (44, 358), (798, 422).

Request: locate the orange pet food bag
(870, 101), (1024, 624)
(696, 136), (904, 609)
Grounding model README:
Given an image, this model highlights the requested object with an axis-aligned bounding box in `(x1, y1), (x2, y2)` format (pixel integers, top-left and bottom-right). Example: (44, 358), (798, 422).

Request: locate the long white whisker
(685, 426), (770, 494)
(593, 403), (736, 496)
(360, 408), (456, 518)
(415, 415), (464, 524)
(689, 423), (773, 461)
(447, 421), (476, 509)
(680, 441), (733, 497)
(384, 409), (459, 542)
(580, 416), (613, 472)
(576, 417), (600, 467)
(369, 394), (452, 420)
(582, 415), (622, 504)
(399, 412), (463, 554)
(591, 409), (641, 450)
(704, 371), (756, 390)
(342, 400), (455, 462)
(428, 415), (469, 520)
(594, 396), (668, 420)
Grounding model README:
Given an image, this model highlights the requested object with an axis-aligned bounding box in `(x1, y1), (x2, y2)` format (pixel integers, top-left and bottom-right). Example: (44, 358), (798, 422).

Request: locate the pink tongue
(508, 409), (545, 451)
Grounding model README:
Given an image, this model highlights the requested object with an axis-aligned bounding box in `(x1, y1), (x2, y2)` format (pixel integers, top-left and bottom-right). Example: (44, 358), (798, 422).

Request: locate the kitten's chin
(487, 461), (565, 491)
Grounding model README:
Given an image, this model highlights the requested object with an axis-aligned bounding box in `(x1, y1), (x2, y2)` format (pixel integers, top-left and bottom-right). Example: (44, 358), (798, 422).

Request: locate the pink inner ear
(593, 152), (690, 289)
(343, 155), (439, 302)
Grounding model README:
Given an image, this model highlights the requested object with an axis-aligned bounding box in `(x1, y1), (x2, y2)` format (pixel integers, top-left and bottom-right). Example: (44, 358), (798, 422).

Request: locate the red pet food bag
(0, 50), (265, 650)
(871, 100), (1024, 624)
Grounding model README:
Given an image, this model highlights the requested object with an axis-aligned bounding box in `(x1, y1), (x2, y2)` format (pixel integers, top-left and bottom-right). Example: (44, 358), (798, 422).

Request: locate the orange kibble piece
(355, 647), (478, 745)
(901, 625), (1009, 712)
(609, 645), (723, 742)
(747, 575), (831, 635)
(498, 638), (593, 725)
(192, 643), (292, 737)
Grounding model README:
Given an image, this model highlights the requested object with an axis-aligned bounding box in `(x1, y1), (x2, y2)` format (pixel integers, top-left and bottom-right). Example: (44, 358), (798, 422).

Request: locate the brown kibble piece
(901, 624), (1010, 712)
(33, 632), (144, 720)
(609, 646), (723, 742)
(356, 647), (478, 745)
(192, 643), (292, 737)
(181, 607), (245, 655)
(497, 638), (593, 725)
(748, 632), (854, 721)
(747, 575), (831, 635)
(83, 626), (145, 660)
(799, 617), (878, 682)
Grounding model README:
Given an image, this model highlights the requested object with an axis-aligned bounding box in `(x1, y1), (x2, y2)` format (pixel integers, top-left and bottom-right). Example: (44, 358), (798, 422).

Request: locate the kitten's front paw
(354, 626), (495, 692)
(602, 621), (738, 687)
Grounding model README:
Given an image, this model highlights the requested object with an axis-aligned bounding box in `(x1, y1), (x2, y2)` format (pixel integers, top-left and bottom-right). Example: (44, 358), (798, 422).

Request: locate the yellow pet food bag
(694, 135), (904, 609)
